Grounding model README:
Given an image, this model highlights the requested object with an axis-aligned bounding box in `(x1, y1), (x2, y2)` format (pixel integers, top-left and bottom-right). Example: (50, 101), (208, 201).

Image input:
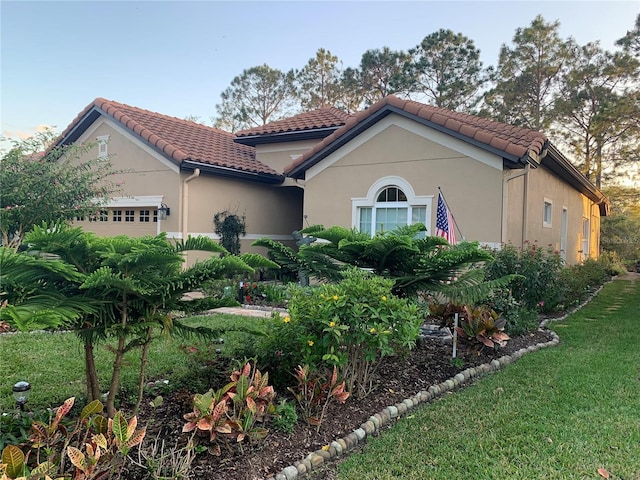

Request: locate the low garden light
(12, 381), (31, 411)
(158, 203), (171, 220)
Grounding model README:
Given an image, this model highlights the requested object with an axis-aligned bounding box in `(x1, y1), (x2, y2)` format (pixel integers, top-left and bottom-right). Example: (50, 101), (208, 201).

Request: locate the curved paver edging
(271, 283), (609, 480)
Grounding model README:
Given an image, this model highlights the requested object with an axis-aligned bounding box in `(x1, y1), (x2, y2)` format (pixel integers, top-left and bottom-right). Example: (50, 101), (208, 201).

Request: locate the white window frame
(543, 198), (553, 228)
(96, 135), (110, 159)
(351, 176), (432, 236)
(581, 217), (590, 260)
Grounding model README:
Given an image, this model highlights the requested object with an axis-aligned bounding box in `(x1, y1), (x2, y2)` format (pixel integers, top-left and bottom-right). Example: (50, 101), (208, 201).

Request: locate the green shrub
(270, 400), (298, 434)
(597, 251), (628, 276)
(258, 268), (421, 399)
(558, 259), (610, 309)
(485, 243), (565, 312)
(177, 295), (239, 314)
(484, 287), (539, 336)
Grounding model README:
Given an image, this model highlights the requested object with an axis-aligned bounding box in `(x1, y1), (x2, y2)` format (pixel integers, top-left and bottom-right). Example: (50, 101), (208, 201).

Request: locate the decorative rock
(337, 438), (347, 452)
(369, 415), (380, 429)
(445, 379), (455, 390)
(354, 428), (366, 441)
(403, 398), (414, 410)
(302, 458), (312, 472)
(491, 359), (501, 370)
(328, 446), (337, 458)
(420, 391), (431, 402)
(396, 402), (407, 415)
(295, 461), (307, 475)
(428, 385), (440, 396)
(275, 472), (287, 480)
(309, 453), (324, 467)
(344, 433), (358, 448)
(314, 449), (331, 460)
(455, 373), (465, 383)
(387, 405), (399, 418)
(361, 420), (375, 435)
(374, 413), (384, 427)
(380, 409), (391, 424)
(330, 440), (343, 455)
(283, 465), (299, 480)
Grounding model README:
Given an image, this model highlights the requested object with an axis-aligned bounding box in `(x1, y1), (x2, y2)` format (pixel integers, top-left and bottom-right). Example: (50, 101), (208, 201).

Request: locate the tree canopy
(0, 129), (122, 249)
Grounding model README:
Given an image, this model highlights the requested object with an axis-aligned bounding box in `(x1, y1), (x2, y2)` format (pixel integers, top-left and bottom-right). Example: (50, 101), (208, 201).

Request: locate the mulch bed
(121, 329), (553, 480)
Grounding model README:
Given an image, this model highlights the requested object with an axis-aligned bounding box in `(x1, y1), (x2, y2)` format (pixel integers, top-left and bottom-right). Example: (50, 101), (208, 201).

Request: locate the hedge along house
(272, 95), (607, 265)
(54, 95), (607, 266)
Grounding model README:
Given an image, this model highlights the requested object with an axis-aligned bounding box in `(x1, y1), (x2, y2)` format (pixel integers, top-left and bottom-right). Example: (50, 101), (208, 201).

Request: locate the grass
(336, 278), (640, 479)
(0, 314), (269, 412)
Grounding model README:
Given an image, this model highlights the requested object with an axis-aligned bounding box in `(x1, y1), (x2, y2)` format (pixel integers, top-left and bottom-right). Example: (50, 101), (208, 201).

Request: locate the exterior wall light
(158, 203), (171, 220)
(12, 381), (31, 411)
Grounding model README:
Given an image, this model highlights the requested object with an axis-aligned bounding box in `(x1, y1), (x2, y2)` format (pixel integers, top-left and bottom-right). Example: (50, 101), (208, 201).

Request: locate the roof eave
(542, 144), (609, 214)
(234, 126), (341, 146)
(287, 105), (526, 179)
(56, 107), (103, 147)
(181, 160), (284, 185)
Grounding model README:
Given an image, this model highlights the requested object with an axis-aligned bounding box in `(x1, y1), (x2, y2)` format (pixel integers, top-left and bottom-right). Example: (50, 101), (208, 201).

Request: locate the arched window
(352, 177), (432, 237)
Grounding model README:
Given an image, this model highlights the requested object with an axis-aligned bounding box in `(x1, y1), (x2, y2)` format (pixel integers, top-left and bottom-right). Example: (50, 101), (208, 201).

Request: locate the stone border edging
(271, 283), (608, 480)
(271, 330), (561, 480)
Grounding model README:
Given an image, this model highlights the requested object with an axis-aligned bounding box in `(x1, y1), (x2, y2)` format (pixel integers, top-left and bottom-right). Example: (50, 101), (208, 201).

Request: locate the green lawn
(335, 279), (640, 479)
(0, 314), (268, 412)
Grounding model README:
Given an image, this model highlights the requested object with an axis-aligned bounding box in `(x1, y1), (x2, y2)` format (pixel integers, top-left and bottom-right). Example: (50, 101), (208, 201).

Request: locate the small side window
(543, 199), (553, 227)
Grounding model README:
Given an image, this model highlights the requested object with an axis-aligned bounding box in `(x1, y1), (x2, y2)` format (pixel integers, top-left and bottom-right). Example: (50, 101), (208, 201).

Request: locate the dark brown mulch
(121, 330), (552, 480)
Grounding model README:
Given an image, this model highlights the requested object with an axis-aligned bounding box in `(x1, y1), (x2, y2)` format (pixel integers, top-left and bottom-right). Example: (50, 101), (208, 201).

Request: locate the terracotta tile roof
(235, 107), (353, 137)
(285, 95), (548, 176)
(56, 98), (281, 177)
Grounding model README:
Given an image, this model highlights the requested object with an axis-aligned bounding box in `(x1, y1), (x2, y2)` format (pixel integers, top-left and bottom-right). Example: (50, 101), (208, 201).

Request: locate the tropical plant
(454, 305), (510, 350)
(257, 223), (517, 304)
(287, 365), (349, 431)
(1, 397), (144, 480)
(1, 222), (275, 417)
(182, 362), (276, 454)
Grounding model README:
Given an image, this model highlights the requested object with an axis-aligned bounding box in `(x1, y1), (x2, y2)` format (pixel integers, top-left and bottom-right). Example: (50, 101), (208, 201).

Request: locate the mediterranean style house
(54, 95), (608, 265)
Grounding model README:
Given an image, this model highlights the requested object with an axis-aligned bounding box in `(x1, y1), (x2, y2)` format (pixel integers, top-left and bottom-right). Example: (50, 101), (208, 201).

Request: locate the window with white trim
(113, 210), (122, 222)
(96, 135), (110, 159)
(352, 177), (431, 237)
(543, 199), (553, 227)
(140, 210), (150, 223)
(125, 210), (135, 222)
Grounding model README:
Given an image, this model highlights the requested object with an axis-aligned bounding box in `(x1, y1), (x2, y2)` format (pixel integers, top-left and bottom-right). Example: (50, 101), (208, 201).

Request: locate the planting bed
(122, 329), (553, 480)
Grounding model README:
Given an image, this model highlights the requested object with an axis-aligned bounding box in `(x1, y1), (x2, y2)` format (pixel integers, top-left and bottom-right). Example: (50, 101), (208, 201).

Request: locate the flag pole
(437, 186), (464, 241)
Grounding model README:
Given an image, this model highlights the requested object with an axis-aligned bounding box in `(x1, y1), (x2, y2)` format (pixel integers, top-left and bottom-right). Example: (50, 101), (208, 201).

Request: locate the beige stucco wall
(302, 117), (504, 244)
(505, 164), (601, 264)
(254, 139), (319, 175)
(66, 118), (303, 256)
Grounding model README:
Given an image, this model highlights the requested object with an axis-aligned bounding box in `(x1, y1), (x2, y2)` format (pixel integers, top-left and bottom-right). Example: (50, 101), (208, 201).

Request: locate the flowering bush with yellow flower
(259, 268), (421, 400)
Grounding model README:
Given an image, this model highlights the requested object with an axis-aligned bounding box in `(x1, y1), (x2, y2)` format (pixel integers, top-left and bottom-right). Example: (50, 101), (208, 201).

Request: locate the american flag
(435, 192), (457, 244)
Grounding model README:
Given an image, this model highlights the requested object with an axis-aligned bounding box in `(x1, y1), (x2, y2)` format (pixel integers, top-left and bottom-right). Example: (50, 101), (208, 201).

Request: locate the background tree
(483, 15), (572, 130)
(0, 129), (121, 249)
(616, 13), (640, 56)
(355, 47), (412, 106)
(601, 186), (640, 262)
(213, 64), (296, 131)
(406, 29), (488, 112)
(553, 42), (640, 187)
(295, 48), (344, 110)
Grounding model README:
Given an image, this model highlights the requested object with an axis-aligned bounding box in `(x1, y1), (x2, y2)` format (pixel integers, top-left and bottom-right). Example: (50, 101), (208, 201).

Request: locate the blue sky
(1, 0), (638, 143)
